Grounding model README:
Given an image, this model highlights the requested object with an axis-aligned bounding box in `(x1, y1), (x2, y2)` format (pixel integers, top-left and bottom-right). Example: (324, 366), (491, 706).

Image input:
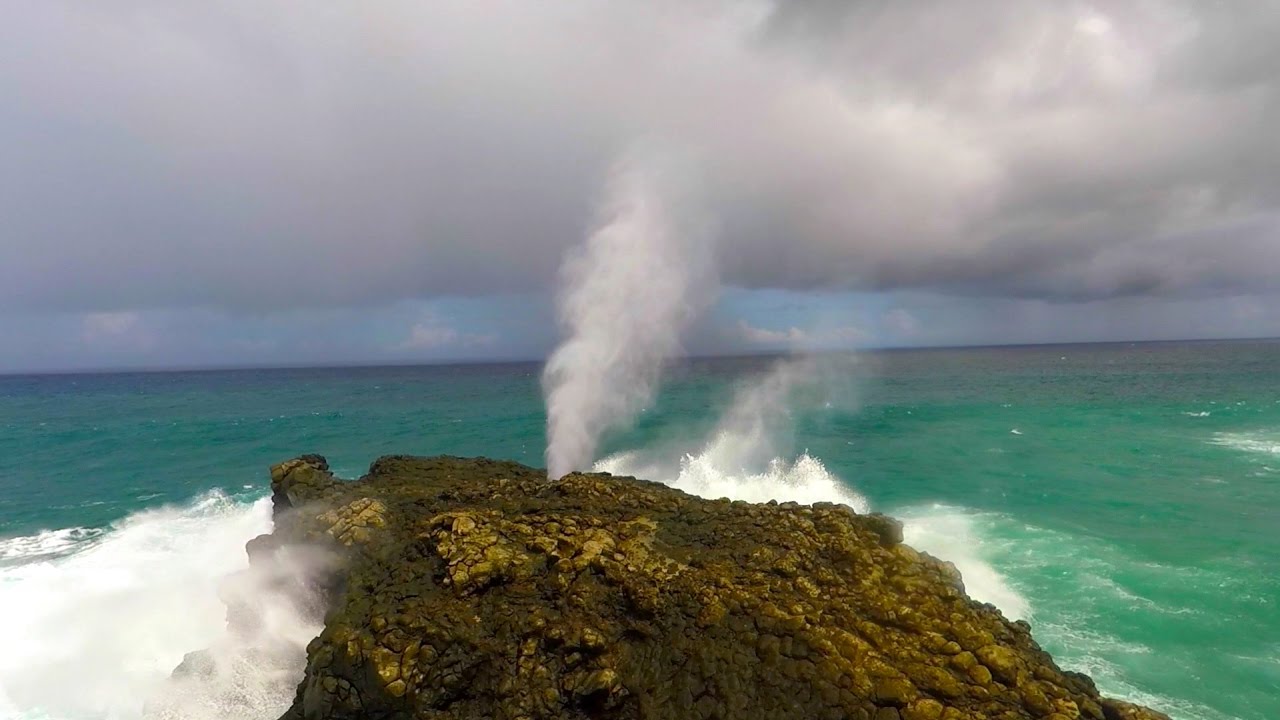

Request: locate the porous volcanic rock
(242, 455), (1170, 720)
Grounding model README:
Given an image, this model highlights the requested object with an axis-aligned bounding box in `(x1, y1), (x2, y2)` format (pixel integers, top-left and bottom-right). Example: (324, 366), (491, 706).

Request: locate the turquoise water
(1, 341), (1277, 719)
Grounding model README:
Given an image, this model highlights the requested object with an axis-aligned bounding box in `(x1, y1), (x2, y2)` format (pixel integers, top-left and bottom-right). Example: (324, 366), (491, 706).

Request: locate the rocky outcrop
(239, 454), (1170, 720)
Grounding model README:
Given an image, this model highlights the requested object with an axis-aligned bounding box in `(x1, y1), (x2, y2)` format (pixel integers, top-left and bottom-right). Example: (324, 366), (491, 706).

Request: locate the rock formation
(226, 454), (1170, 720)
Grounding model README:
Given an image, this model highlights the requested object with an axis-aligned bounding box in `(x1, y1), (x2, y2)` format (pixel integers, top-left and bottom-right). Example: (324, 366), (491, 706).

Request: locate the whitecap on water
(0, 492), (317, 720)
(893, 505), (1031, 619)
(0, 527), (103, 564)
(1047, 651), (1229, 720)
(1210, 430), (1280, 455)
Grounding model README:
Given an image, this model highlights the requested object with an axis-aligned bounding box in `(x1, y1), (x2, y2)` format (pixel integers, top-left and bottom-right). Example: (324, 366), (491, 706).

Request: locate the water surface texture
(1, 341), (1276, 719)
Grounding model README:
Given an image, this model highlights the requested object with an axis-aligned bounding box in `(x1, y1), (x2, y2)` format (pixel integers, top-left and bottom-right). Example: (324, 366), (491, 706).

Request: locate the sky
(2, 1), (1278, 371)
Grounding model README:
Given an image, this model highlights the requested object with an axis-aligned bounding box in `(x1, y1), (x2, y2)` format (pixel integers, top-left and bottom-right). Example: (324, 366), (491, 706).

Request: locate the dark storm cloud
(2, 0), (1277, 313)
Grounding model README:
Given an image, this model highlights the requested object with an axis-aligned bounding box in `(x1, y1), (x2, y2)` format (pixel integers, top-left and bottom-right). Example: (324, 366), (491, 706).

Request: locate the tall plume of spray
(543, 147), (716, 479)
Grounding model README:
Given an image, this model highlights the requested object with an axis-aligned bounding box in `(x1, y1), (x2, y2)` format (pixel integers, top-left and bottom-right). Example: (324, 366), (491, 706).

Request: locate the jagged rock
(239, 455), (1171, 720)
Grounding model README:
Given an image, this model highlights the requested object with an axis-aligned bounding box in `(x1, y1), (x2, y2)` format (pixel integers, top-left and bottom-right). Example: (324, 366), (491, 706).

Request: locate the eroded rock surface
(243, 455), (1170, 720)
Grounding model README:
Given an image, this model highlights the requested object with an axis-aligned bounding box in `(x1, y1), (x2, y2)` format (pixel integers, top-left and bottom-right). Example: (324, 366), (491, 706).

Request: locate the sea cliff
(206, 454), (1170, 720)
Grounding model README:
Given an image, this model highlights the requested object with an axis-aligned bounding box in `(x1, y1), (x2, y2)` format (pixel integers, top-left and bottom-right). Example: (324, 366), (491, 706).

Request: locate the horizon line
(3, 335), (1277, 378)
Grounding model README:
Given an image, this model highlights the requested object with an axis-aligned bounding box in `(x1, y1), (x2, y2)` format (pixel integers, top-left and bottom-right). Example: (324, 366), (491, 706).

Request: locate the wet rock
(976, 644), (1023, 685)
(1103, 699), (1169, 720)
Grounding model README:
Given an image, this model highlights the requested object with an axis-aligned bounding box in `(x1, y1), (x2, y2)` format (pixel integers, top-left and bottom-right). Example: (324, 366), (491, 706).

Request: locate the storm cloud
(2, 0), (1278, 315)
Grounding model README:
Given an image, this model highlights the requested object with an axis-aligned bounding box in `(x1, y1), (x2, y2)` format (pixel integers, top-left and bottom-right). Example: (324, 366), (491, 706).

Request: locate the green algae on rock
(237, 455), (1171, 720)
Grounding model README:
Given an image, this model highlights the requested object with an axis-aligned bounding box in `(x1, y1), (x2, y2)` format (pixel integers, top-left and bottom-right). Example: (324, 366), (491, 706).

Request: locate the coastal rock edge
(234, 454), (1171, 720)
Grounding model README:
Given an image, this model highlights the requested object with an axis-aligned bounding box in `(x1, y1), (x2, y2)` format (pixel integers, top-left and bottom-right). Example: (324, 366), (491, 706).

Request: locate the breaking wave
(0, 526), (103, 564)
(894, 505), (1030, 620)
(0, 491), (316, 720)
(598, 447), (868, 511)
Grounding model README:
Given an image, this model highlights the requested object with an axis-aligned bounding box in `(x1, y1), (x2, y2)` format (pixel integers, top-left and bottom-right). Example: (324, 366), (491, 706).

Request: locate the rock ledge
(242, 454), (1170, 720)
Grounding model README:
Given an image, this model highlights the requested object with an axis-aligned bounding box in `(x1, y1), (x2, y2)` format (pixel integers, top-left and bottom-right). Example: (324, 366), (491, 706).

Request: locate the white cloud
(738, 320), (805, 345)
(882, 308), (921, 338)
(81, 311), (156, 351)
(736, 319), (865, 349)
(400, 322), (458, 350)
(82, 312), (139, 339)
(398, 313), (496, 352)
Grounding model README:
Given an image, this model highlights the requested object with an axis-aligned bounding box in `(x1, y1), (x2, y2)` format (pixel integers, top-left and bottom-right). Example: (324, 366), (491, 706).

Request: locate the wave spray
(0, 494), (323, 720)
(596, 355), (868, 509)
(542, 148), (715, 479)
(597, 354), (1030, 618)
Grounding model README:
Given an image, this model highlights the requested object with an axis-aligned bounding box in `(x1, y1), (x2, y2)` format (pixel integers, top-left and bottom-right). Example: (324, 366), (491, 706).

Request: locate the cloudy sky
(2, 0), (1278, 371)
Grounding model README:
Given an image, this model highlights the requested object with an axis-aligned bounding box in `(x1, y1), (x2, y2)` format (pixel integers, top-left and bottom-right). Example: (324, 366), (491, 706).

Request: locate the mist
(596, 354), (866, 508)
(0, 495), (327, 720)
(542, 149), (715, 478)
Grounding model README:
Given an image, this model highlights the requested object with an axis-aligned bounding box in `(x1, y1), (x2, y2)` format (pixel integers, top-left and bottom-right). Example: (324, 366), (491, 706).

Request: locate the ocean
(0, 340), (1276, 719)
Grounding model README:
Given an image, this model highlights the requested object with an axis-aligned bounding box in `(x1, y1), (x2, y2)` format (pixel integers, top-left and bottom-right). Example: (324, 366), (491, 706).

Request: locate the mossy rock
(233, 455), (1171, 720)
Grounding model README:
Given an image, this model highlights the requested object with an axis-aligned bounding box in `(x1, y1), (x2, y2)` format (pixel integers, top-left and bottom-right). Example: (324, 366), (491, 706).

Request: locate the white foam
(895, 505), (1031, 620)
(595, 357), (869, 512)
(1049, 648), (1225, 720)
(598, 447), (869, 512)
(0, 526), (102, 563)
(0, 492), (314, 720)
(1211, 431), (1280, 455)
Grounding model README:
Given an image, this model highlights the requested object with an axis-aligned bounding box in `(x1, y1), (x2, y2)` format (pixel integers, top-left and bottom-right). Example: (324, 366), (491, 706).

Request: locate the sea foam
(1211, 430), (1280, 455)
(595, 357), (1026, 618)
(0, 491), (312, 720)
(0, 526), (103, 564)
(895, 505), (1030, 620)
(597, 447), (869, 512)
(946, 512), (1240, 720)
